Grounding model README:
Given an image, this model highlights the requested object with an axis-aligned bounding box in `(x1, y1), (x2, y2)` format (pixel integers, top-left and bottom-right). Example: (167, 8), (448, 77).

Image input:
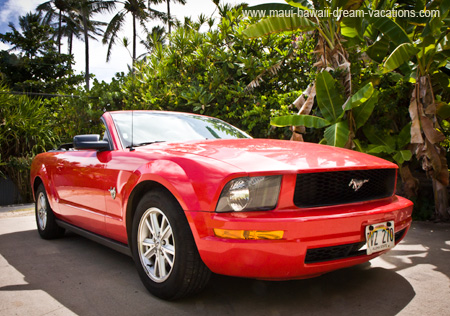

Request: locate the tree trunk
(58, 10), (62, 54)
(83, 12), (90, 91)
(432, 178), (450, 221)
(399, 165), (419, 199)
(68, 32), (73, 70)
(132, 13), (136, 67)
(167, 0), (171, 34)
(411, 77), (449, 221)
(68, 33), (73, 56)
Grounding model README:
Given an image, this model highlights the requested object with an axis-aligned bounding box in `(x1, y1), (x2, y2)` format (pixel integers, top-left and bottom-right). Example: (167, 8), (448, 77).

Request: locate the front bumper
(185, 195), (413, 280)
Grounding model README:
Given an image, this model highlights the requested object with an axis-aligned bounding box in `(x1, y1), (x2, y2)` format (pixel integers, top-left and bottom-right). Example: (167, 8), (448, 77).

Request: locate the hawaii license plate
(365, 221), (395, 255)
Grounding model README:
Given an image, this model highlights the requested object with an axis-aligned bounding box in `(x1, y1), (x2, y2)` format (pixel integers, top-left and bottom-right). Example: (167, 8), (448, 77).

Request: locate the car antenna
(130, 110), (135, 152)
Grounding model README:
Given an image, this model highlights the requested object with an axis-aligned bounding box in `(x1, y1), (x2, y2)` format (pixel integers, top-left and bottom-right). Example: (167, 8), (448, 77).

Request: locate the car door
(52, 149), (108, 235)
(52, 122), (113, 236)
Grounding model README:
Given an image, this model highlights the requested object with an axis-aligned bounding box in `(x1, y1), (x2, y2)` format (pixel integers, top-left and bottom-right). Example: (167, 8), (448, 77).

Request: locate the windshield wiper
(128, 141), (166, 148)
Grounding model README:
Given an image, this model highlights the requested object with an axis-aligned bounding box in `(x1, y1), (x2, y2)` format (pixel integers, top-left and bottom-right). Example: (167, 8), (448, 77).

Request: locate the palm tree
(37, 0), (83, 71)
(140, 25), (166, 55)
(74, 0), (116, 90)
(103, 0), (166, 66)
(37, 0), (102, 58)
(0, 12), (55, 58)
(37, 0), (81, 54)
(163, 0), (186, 34)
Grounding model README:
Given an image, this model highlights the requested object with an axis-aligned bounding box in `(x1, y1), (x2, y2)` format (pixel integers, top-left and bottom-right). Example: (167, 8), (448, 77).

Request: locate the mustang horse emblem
(349, 179), (369, 192)
(108, 187), (117, 199)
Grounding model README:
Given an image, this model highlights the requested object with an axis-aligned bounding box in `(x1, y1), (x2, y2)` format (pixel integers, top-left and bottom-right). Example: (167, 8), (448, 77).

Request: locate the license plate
(365, 221), (395, 255)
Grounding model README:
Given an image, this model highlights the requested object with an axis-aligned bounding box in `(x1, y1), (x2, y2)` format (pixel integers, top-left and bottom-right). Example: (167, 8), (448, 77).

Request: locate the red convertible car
(30, 110), (413, 299)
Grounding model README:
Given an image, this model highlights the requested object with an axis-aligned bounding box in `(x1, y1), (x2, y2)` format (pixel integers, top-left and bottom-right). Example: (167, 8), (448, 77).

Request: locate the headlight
(216, 176), (282, 212)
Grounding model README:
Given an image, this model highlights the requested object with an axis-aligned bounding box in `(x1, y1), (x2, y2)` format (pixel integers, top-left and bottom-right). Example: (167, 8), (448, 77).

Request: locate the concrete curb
(0, 203), (34, 213)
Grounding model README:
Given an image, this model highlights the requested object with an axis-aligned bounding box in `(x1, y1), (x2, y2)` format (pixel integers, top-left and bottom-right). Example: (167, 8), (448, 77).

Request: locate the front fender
(121, 154), (244, 214)
(121, 159), (200, 212)
(30, 153), (60, 214)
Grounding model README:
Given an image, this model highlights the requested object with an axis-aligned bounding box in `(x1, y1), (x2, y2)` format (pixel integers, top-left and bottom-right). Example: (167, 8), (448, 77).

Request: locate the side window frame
(101, 117), (114, 151)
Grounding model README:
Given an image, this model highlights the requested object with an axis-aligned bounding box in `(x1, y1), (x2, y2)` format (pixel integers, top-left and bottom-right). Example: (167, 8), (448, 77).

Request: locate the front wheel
(35, 184), (65, 239)
(131, 189), (211, 300)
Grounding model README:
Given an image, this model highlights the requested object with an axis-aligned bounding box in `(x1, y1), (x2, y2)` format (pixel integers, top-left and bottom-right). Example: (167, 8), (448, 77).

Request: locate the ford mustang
(30, 110), (413, 300)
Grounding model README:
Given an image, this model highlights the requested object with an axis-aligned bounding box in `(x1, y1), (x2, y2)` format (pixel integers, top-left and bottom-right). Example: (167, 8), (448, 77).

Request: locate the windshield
(111, 111), (251, 148)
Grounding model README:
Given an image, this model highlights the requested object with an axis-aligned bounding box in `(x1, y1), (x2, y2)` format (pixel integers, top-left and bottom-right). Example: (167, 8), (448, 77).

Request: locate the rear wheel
(35, 184), (65, 239)
(131, 189), (211, 300)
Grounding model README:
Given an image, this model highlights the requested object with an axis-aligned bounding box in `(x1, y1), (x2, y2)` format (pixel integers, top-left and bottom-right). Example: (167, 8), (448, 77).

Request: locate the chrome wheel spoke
(162, 244), (174, 256)
(160, 223), (171, 240)
(143, 246), (156, 259)
(42, 212), (47, 229)
(150, 213), (160, 236)
(145, 218), (154, 237)
(156, 252), (166, 278)
(142, 238), (156, 259)
(161, 246), (174, 267)
(142, 237), (155, 248)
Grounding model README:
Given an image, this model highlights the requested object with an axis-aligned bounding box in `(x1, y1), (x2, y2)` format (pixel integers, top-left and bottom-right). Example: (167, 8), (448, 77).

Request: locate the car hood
(147, 139), (396, 174)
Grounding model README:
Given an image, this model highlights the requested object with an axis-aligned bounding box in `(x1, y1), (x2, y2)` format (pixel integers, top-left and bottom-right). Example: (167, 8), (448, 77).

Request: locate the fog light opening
(213, 228), (284, 240)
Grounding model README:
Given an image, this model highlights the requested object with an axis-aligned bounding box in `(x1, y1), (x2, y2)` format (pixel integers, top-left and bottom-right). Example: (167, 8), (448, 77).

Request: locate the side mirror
(73, 134), (110, 151)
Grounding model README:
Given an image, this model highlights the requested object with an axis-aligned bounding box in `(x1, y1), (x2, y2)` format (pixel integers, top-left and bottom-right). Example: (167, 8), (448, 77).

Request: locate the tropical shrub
(121, 5), (315, 138)
(0, 86), (58, 202)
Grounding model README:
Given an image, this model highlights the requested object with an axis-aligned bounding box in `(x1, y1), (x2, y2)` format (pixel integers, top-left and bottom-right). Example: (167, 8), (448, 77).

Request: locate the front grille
(294, 169), (396, 208)
(305, 229), (406, 264)
(305, 242), (366, 264)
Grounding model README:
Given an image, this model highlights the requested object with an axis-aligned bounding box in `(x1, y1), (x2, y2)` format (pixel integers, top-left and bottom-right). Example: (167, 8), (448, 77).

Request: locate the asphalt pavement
(0, 207), (449, 316)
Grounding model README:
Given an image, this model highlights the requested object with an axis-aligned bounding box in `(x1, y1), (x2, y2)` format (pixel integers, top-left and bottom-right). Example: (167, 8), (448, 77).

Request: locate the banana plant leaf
(315, 71), (344, 123)
(393, 150), (413, 165)
(366, 35), (391, 63)
(324, 121), (350, 148)
(363, 124), (396, 150)
(271, 114), (330, 128)
(343, 82), (374, 111)
(353, 90), (379, 129)
(243, 16), (316, 38)
(367, 15), (411, 46)
(383, 43), (420, 74)
(397, 122), (412, 149)
(285, 0), (313, 10)
(367, 145), (395, 155)
(341, 15), (364, 40)
(243, 3), (298, 17)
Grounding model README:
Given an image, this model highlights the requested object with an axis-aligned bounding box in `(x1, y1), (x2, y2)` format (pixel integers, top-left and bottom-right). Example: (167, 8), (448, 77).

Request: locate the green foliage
(44, 75), (127, 142)
(0, 12), (56, 57)
(243, 16), (316, 38)
(103, 0), (166, 63)
(0, 11), (84, 93)
(271, 71), (377, 147)
(315, 71), (344, 122)
(121, 6), (315, 138)
(271, 114), (330, 128)
(363, 123), (412, 165)
(0, 50), (83, 93)
(0, 85), (59, 202)
(383, 43), (420, 74)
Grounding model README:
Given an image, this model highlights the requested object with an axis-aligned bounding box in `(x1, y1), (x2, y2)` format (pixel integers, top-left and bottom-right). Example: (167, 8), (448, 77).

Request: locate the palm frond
(103, 11), (127, 62)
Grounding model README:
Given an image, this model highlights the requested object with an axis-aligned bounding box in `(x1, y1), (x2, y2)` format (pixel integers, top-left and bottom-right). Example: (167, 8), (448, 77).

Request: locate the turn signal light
(213, 228), (284, 240)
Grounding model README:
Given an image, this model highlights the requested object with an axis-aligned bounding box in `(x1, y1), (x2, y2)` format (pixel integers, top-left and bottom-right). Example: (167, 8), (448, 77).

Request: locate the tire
(131, 189), (211, 300)
(35, 184), (65, 239)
